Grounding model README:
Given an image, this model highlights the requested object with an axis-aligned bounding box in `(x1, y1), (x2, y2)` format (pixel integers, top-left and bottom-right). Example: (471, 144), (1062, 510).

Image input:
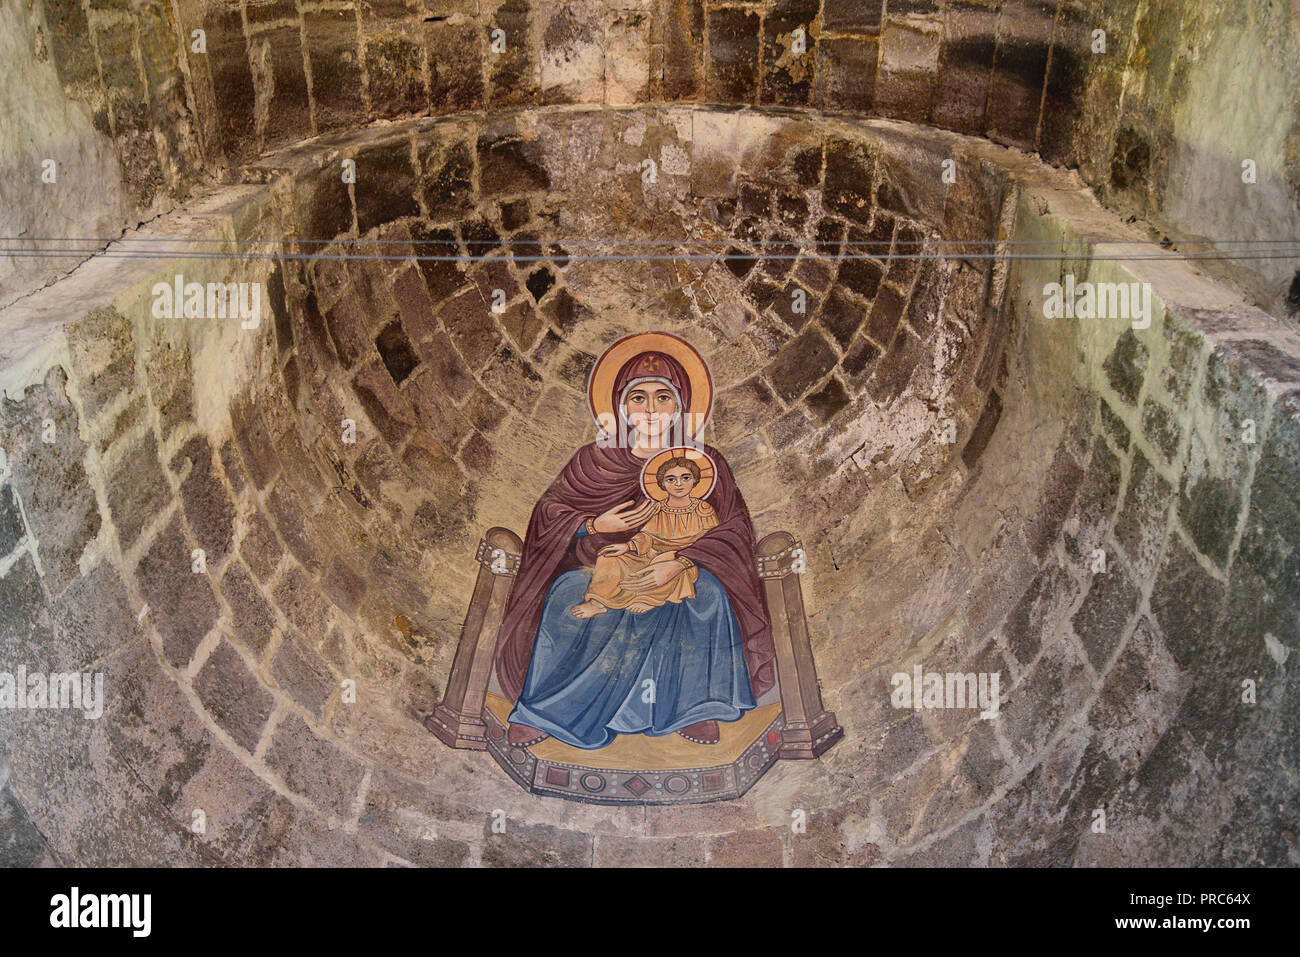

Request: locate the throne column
(425, 527), (522, 749)
(756, 531), (844, 759)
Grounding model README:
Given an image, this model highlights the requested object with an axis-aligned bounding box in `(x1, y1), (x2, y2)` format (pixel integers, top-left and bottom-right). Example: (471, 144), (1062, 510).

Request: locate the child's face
(660, 466), (696, 498)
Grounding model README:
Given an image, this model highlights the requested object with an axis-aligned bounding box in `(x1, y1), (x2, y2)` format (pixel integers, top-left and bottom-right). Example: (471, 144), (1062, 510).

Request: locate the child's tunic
(584, 499), (718, 609)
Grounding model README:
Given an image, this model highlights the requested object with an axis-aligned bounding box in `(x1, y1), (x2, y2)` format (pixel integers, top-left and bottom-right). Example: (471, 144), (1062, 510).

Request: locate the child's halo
(639, 447), (717, 502)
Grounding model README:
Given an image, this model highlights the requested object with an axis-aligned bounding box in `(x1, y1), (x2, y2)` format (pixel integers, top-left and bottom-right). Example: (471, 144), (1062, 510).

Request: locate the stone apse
(0, 0), (1298, 866)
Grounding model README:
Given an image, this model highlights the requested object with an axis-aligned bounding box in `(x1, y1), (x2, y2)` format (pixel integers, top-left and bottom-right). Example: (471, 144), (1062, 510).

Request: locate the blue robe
(507, 536), (756, 750)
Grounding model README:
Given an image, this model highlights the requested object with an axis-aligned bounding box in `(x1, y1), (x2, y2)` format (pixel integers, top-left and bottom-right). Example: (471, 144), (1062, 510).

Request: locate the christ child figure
(570, 455), (717, 618)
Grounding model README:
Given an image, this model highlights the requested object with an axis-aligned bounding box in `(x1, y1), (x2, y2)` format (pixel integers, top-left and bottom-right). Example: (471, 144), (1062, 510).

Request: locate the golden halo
(640, 447), (717, 501)
(588, 332), (713, 439)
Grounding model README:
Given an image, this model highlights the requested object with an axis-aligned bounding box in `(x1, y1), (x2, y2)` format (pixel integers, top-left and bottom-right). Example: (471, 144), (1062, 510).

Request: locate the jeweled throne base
(425, 528), (843, 806)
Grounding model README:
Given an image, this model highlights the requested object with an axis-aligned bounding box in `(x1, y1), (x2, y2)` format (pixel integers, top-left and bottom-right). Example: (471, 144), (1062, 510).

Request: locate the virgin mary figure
(494, 332), (777, 750)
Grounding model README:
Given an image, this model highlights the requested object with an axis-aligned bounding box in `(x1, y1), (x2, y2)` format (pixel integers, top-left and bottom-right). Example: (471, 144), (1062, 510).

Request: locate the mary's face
(623, 384), (678, 437)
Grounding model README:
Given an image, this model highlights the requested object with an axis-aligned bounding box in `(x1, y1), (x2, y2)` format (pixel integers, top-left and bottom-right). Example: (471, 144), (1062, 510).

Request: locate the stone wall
(829, 165), (1300, 866)
(0, 0), (133, 309)
(2, 103), (1295, 865)
(13, 1), (1300, 316)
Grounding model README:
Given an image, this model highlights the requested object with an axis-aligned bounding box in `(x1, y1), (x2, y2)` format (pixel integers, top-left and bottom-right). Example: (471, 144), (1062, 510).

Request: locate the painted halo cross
(640, 446), (718, 501)
(587, 331), (714, 440)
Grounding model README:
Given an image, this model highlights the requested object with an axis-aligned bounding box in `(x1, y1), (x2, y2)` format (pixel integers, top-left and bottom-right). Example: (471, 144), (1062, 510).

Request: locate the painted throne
(425, 527), (843, 805)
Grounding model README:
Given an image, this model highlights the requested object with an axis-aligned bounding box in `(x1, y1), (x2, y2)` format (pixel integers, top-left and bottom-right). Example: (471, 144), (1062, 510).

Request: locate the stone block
(767, 327), (837, 401)
(194, 639), (274, 752)
(272, 634), (336, 720)
(1071, 559), (1140, 671)
(1025, 445), (1085, 560)
(375, 320), (421, 385)
(135, 516), (220, 669)
(480, 819), (593, 867)
(477, 130), (550, 195)
(814, 36), (877, 113)
(865, 283), (906, 346)
(305, 11), (365, 133)
(411, 224), (468, 304)
(354, 139), (419, 235)
(366, 30), (425, 120)
(986, 0), (1054, 147)
(322, 555), (367, 618)
(706, 827), (784, 866)
(0, 486), (24, 557)
(1038, 0), (1090, 165)
(0, 553), (50, 657)
(204, 8), (257, 161)
(273, 564), (332, 647)
(259, 26), (311, 147)
(239, 507), (284, 584)
(296, 167), (354, 244)
(324, 295), (374, 370)
(485, 0), (539, 107)
(823, 138), (876, 224)
(264, 483), (323, 573)
(760, 0), (819, 107)
(106, 432), (170, 549)
(706, 7), (760, 103)
(230, 394), (282, 490)
(933, 1), (997, 133)
(1114, 449), (1172, 580)
(656, 0), (703, 99)
(420, 141), (475, 220)
(173, 436), (235, 565)
(821, 0), (882, 33)
(1063, 438), (1121, 564)
(539, 1), (606, 104)
(1099, 400), (1130, 451)
(220, 560), (276, 657)
(1103, 329), (1148, 407)
(426, 20), (485, 113)
(265, 712), (366, 817)
(877, 20), (941, 123)
(867, 327), (925, 405)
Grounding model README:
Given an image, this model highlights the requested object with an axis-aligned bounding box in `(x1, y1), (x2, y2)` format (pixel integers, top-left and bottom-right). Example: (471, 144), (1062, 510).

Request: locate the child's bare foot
(627, 601), (654, 613)
(570, 600), (607, 619)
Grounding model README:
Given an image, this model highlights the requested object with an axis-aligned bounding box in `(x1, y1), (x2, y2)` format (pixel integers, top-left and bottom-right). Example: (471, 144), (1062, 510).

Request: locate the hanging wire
(1, 235), (1297, 265)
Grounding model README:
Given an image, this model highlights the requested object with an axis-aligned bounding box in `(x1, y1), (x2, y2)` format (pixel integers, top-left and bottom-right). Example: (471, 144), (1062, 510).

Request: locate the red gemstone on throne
(767, 731), (780, 746)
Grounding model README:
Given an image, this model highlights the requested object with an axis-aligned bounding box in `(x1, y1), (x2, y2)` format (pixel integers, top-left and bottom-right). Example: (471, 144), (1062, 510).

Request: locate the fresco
(429, 332), (842, 804)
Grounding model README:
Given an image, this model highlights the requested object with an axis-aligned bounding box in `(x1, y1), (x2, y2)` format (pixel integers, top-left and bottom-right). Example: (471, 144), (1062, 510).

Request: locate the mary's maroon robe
(494, 441), (777, 703)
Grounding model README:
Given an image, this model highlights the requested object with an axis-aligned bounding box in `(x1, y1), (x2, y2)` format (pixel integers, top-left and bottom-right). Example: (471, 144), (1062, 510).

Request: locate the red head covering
(610, 351), (692, 414)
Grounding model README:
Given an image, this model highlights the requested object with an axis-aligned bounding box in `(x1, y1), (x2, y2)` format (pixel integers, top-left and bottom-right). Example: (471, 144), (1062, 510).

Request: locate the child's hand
(624, 555), (685, 589)
(599, 543), (630, 557)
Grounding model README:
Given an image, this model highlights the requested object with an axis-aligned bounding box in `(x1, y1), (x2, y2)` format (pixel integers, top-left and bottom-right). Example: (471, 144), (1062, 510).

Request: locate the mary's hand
(622, 553), (684, 590)
(592, 499), (657, 533)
